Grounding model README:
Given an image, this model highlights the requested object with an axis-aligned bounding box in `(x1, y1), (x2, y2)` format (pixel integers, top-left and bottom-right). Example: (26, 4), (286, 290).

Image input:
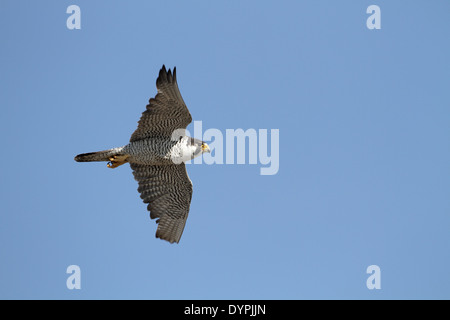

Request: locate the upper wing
(130, 162), (193, 244)
(130, 65), (192, 142)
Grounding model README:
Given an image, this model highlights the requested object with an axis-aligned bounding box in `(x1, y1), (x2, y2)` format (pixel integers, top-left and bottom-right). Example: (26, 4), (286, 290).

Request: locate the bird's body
(126, 138), (175, 164)
(74, 65), (210, 244)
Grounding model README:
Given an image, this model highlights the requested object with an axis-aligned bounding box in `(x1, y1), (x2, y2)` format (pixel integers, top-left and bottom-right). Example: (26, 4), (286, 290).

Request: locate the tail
(74, 147), (124, 163)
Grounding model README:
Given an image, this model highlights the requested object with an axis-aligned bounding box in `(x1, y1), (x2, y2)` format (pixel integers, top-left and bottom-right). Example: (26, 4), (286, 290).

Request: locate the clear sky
(1, 1), (449, 299)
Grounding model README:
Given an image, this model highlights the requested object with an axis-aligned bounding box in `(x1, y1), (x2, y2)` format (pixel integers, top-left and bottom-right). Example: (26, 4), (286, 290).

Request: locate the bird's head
(201, 142), (211, 154)
(171, 136), (210, 164)
(190, 138), (210, 158)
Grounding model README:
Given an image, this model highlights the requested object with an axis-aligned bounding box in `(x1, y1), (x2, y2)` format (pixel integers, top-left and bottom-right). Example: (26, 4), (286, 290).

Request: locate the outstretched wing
(130, 163), (193, 244)
(130, 65), (192, 142)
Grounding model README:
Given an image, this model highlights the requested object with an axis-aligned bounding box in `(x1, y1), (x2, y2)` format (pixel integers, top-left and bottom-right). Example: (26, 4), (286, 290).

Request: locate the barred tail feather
(74, 147), (124, 162)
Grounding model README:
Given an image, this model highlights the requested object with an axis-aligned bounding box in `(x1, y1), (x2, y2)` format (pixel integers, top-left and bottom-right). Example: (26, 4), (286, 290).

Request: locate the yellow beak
(202, 143), (211, 153)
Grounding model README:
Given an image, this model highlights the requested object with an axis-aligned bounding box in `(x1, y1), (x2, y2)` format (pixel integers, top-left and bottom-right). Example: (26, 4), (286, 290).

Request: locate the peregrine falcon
(74, 65), (210, 244)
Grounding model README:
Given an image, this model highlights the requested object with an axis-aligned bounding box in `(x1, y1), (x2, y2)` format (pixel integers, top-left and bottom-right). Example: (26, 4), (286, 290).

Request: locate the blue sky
(1, 1), (449, 299)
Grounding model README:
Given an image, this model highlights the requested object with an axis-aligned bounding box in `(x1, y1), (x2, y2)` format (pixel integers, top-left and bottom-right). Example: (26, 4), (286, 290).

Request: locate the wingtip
(155, 233), (179, 244)
(157, 64), (177, 85)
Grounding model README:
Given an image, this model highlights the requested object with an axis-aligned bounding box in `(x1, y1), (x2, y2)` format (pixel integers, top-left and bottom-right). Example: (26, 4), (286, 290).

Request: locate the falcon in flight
(74, 65), (210, 244)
